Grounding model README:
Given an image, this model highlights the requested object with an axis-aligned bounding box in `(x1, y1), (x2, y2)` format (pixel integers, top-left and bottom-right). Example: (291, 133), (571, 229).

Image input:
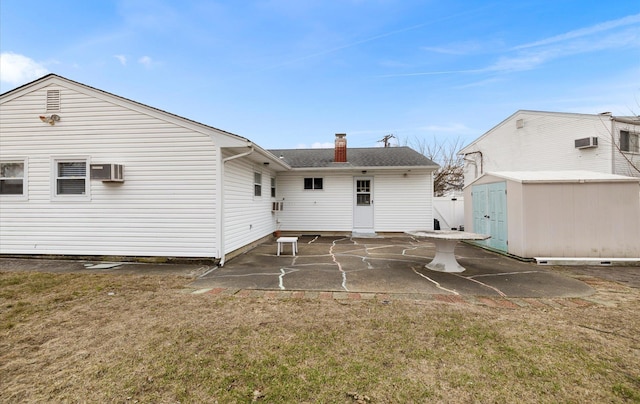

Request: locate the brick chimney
(334, 133), (347, 163)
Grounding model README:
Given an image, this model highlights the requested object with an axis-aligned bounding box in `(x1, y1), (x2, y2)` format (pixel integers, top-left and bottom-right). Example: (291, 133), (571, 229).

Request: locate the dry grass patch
(1, 271), (639, 403)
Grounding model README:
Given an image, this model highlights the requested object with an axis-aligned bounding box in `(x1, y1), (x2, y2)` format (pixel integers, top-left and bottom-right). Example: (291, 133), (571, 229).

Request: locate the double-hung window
(304, 177), (323, 190)
(53, 158), (89, 199)
(271, 177), (276, 198)
(254, 172), (262, 197)
(0, 160), (27, 198)
(620, 130), (639, 153)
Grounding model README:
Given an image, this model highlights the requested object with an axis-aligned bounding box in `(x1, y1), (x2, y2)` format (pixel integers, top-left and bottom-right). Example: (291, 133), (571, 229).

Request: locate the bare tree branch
(401, 136), (465, 196)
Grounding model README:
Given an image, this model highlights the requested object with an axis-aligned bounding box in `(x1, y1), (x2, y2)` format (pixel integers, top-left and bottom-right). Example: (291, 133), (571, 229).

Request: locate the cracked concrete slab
(190, 235), (599, 298)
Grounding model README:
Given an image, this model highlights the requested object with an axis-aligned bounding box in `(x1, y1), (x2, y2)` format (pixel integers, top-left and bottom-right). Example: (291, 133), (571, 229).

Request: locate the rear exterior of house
(1, 74), (438, 261)
(464, 171), (640, 259)
(0, 74), (284, 260)
(270, 139), (439, 234)
(460, 110), (640, 186)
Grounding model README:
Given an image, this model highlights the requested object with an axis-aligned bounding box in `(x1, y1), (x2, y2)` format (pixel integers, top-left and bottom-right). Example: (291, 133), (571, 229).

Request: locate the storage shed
(464, 171), (640, 259)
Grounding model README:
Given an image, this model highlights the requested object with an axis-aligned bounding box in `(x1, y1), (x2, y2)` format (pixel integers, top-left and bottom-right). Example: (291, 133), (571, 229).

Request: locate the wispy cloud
(0, 52), (48, 86)
(422, 39), (496, 56)
(138, 56), (154, 68)
(114, 54), (127, 66)
(263, 5), (496, 70)
(512, 13), (640, 50)
(374, 69), (483, 78)
(380, 13), (640, 79)
(486, 26), (640, 73)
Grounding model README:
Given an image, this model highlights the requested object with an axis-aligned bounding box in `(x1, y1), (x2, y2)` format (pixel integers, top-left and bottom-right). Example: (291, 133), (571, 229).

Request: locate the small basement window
(304, 177), (323, 190)
(254, 172), (262, 197)
(0, 160), (26, 197)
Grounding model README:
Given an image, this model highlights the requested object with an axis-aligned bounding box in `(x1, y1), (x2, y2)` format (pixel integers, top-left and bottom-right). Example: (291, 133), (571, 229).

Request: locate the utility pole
(378, 134), (396, 148)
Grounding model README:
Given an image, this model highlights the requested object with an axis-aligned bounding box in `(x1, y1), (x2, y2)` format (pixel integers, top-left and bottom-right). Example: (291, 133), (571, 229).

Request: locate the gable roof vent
(46, 89), (61, 111)
(575, 137), (598, 149)
(516, 119), (524, 129)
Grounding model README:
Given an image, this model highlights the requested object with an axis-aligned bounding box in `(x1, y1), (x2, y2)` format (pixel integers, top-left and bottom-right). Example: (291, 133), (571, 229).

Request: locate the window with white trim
(620, 130), (639, 153)
(304, 177), (323, 190)
(0, 160), (26, 196)
(271, 177), (276, 198)
(254, 172), (262, 197)
(55, 159), (88, 196)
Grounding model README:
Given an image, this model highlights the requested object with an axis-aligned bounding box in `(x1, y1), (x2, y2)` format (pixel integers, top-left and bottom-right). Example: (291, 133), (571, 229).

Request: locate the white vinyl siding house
(0, 75), (283, 260)
(269, 146), (438, 235)
(1, 74), (438, 262)
(460, 110), (640, 186)
(221, 153), (278, 255)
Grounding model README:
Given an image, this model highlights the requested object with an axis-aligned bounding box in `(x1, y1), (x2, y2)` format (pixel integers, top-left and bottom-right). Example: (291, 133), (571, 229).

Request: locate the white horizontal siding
(1, 83), (219, 257)
(374, 171), (434, 232)
(222, 154), (276, 254)
(276, 170), (434, 233)
(464, 112), (615, 185)
(276, 172), (353, 232)
(612, 120), (640, 178)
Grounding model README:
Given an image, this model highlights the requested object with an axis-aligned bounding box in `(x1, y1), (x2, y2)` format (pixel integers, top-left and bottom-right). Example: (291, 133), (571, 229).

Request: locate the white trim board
(535, 257), (640, 266)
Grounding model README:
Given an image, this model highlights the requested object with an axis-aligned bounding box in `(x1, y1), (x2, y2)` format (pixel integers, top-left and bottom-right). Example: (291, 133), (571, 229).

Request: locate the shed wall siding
(463, 112), (614, 185)
(222, 154), (276, 253)
(0, 84), (219, 257)
(521, 182), (640, 258)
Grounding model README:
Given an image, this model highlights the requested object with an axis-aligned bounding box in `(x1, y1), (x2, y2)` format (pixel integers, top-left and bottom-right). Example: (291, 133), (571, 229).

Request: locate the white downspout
(218, 144), (254, 266)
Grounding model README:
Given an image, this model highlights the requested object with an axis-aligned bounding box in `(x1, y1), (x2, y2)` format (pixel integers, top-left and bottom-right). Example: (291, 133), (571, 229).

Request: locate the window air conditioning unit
(574, 137), (598, 149)
(272, 201), (283, 212)
(91, 164), (124, 182)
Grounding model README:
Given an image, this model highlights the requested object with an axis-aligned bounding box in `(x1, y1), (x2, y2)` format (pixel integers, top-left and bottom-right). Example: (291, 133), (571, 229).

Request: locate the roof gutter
(219, 144), (254, 267)
(611, 116), (640, 125)
(223, 143), (254, 163)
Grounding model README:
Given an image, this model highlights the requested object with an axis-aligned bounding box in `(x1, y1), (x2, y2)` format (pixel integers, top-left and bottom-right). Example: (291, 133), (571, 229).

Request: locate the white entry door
(353, 177), (374, 233)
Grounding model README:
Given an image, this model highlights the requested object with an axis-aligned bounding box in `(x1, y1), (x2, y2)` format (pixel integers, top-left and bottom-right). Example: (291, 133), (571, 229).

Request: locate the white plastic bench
(276, 237), (299, 256)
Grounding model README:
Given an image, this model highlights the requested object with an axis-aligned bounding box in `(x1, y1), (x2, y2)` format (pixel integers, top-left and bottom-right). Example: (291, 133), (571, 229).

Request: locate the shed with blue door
(463, 171), (640, 259)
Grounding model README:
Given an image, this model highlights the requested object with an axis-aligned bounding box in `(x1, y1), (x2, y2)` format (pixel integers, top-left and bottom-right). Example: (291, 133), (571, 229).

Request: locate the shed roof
(267, 147), (438, 169)
(486, 170), (640, 184)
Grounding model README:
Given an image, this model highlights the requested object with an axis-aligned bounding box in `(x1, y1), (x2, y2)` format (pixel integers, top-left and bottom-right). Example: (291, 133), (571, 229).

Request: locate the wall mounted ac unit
(91, 164), (124, 182)
(272, 201), (283, 211)
(574, 137), (598, 149)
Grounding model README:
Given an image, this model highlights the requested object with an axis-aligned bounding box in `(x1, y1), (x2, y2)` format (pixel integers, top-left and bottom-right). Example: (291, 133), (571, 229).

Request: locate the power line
(378, 134), (396, 148)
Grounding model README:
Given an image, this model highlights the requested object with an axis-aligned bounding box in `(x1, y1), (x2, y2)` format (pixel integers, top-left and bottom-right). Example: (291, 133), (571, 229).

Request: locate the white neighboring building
(0, 74), (438, 263)
(459, 110), (640, 186)
(459, 110), (640, 260)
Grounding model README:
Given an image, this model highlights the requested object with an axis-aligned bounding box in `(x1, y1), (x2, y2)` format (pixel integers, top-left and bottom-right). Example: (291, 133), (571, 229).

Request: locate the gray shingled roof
(267, 146), (438, 168)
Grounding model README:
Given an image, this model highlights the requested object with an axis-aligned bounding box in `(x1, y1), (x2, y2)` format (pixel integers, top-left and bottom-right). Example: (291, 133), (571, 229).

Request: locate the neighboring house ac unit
(574, 137), (598, 149)
(272, 201), (283, 211)
(90, 164), (124, 182)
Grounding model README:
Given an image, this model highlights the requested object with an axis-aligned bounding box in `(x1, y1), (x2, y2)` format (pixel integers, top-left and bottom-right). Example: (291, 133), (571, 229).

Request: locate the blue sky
(1, 0), (639, 150)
